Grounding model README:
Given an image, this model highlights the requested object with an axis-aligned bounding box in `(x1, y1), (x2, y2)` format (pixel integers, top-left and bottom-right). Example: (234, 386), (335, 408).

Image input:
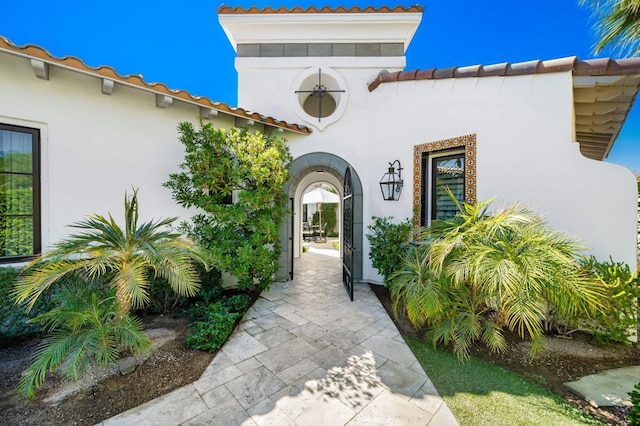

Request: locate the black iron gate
(289, 197), (294, 280)
(342, 167), (354, 301)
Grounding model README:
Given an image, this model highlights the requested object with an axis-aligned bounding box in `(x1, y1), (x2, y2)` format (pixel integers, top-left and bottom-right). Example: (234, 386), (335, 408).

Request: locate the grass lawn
(405, 337), (601, 426)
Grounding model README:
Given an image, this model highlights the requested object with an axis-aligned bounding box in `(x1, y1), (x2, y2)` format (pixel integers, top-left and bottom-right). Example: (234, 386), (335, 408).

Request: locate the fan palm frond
(17, 284), (151, 398)
(14, 189), (205, 314)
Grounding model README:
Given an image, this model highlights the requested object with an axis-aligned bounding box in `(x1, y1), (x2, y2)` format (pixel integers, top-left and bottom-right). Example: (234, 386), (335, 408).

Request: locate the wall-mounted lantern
(379, 160), (403, 201)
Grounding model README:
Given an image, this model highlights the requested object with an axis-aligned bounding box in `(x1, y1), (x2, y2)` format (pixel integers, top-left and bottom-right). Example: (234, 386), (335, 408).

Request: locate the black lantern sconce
(379, 160), (403, 201)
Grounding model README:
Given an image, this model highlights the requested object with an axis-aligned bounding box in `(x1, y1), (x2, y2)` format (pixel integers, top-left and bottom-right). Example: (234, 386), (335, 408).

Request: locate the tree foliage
(164, 122), (292, 291)
(13, 189), (203, 314)
(390, 196), (605, 360)
(581, 0), (640, 55)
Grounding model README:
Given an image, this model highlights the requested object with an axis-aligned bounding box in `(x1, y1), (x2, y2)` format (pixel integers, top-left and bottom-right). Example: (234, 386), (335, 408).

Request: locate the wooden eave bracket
(30, 59), (49, 80)
(155, 94), (173, 109)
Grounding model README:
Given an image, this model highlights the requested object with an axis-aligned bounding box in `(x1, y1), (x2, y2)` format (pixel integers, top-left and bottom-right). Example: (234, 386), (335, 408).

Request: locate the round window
(291, 68), (348, 131)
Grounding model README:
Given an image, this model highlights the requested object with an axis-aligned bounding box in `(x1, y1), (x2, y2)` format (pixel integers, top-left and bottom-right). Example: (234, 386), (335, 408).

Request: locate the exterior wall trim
(413, 134), (477, 226)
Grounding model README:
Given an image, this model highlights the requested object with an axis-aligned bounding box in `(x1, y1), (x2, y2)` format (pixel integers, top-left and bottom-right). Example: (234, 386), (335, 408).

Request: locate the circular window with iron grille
(291, 67), (348, 131)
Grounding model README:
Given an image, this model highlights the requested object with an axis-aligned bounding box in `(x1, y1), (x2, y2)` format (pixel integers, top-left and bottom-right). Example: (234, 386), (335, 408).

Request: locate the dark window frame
(421, 149), (465, 226)
(0, 123), (41, 263)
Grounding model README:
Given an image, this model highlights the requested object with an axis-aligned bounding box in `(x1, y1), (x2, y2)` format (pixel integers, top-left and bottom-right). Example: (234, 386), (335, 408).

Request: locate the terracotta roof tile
(415, 69), (435, 80)
(455, 65), (481, 78)
(433, 67), (456, 79)
(398, 69), (417, 81)
(0, 35), (311, 135)
(368, 56), (640, 91)
(217, 5), (423, 14)
(479, 62), (509, 77)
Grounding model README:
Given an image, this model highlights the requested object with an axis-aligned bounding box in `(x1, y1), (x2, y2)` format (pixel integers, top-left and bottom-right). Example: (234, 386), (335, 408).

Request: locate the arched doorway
(277, 153), (363, 283)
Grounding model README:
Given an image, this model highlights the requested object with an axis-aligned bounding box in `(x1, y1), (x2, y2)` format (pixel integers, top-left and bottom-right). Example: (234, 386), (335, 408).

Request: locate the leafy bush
(366, 216), (413, 284)
(224, 294), (251, 313)
(18, 282), (151, 398)
(630, 381), (640, 426)
(390, 198), (604, 360)
(146, 263), (222, 314)
(185, 289), (252, 353)
(146, 274), (188, 314)
(186, 302), (240, 352)
(164, 122), (292, 292)
(0, 267), (54, 346)
(577, 256), (640, 344)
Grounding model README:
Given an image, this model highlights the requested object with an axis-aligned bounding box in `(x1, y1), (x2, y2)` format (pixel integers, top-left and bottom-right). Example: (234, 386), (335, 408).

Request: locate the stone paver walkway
(101, 251), (457, 425)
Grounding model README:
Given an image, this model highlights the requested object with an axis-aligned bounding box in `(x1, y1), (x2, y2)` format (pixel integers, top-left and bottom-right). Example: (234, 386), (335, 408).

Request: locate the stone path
(101, 251), (457, 425)
(565, 365), (640, 407)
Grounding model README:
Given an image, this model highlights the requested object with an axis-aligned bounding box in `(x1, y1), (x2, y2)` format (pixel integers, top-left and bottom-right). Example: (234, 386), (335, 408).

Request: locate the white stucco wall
(0, 53), (239, 254)
(238, 56), (637, 282)
(368, 72), (637, 271)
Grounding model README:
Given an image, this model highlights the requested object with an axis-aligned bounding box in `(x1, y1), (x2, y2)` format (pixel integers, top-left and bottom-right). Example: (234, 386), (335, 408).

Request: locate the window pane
(0, 174), (33, 215)
(434, 155), (464, 220)
(0, 124), (38, 261)
(0, 216), (33, 257)
(0, 129), (33, 173)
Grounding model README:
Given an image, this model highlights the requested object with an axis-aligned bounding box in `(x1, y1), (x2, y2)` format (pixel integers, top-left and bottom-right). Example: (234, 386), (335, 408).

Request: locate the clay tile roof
(0, 35), (311, 135)
(367, 56), (640, 92)
(217, 5), (424, 14)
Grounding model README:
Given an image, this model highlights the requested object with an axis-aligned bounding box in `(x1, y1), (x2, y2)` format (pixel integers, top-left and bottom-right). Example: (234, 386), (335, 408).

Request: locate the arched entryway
(277, 152), (363, 283)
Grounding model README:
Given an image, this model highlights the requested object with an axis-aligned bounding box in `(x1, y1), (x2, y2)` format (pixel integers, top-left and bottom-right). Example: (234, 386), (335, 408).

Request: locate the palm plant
(18, 282), (151, 398)
(390, 195), (605, 359)
(13, 189), (204, 314)
(581, 0), (640, 55)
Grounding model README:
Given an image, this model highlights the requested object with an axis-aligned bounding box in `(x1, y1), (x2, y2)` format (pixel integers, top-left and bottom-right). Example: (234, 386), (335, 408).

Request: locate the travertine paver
(101, 250), (458, 425)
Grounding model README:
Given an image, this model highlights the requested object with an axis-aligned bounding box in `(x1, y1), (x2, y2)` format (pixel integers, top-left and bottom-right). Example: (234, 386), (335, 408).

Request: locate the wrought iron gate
(342, 167), (354, 301)
(289, 197), (294, 280)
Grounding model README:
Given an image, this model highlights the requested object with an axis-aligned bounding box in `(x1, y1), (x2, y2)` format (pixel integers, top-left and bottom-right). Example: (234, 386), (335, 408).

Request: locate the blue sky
(3, 1), (639, 172)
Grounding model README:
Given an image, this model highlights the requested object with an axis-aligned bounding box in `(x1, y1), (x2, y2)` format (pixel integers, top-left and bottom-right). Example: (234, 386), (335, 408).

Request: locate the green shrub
(148, 263), (224, 315)
(578, 256), (640, 344)
(630, 381), (640, 426)
(366, 216), (413, 284)
(146, 274), (188, 314)
(224, 294), (251, 313)
(0, 267), (54, 346)
(186, 302), (240, 352)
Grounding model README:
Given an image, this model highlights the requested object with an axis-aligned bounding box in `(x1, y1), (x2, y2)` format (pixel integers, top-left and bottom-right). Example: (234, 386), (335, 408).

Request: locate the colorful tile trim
(413, 134), (477, 226)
